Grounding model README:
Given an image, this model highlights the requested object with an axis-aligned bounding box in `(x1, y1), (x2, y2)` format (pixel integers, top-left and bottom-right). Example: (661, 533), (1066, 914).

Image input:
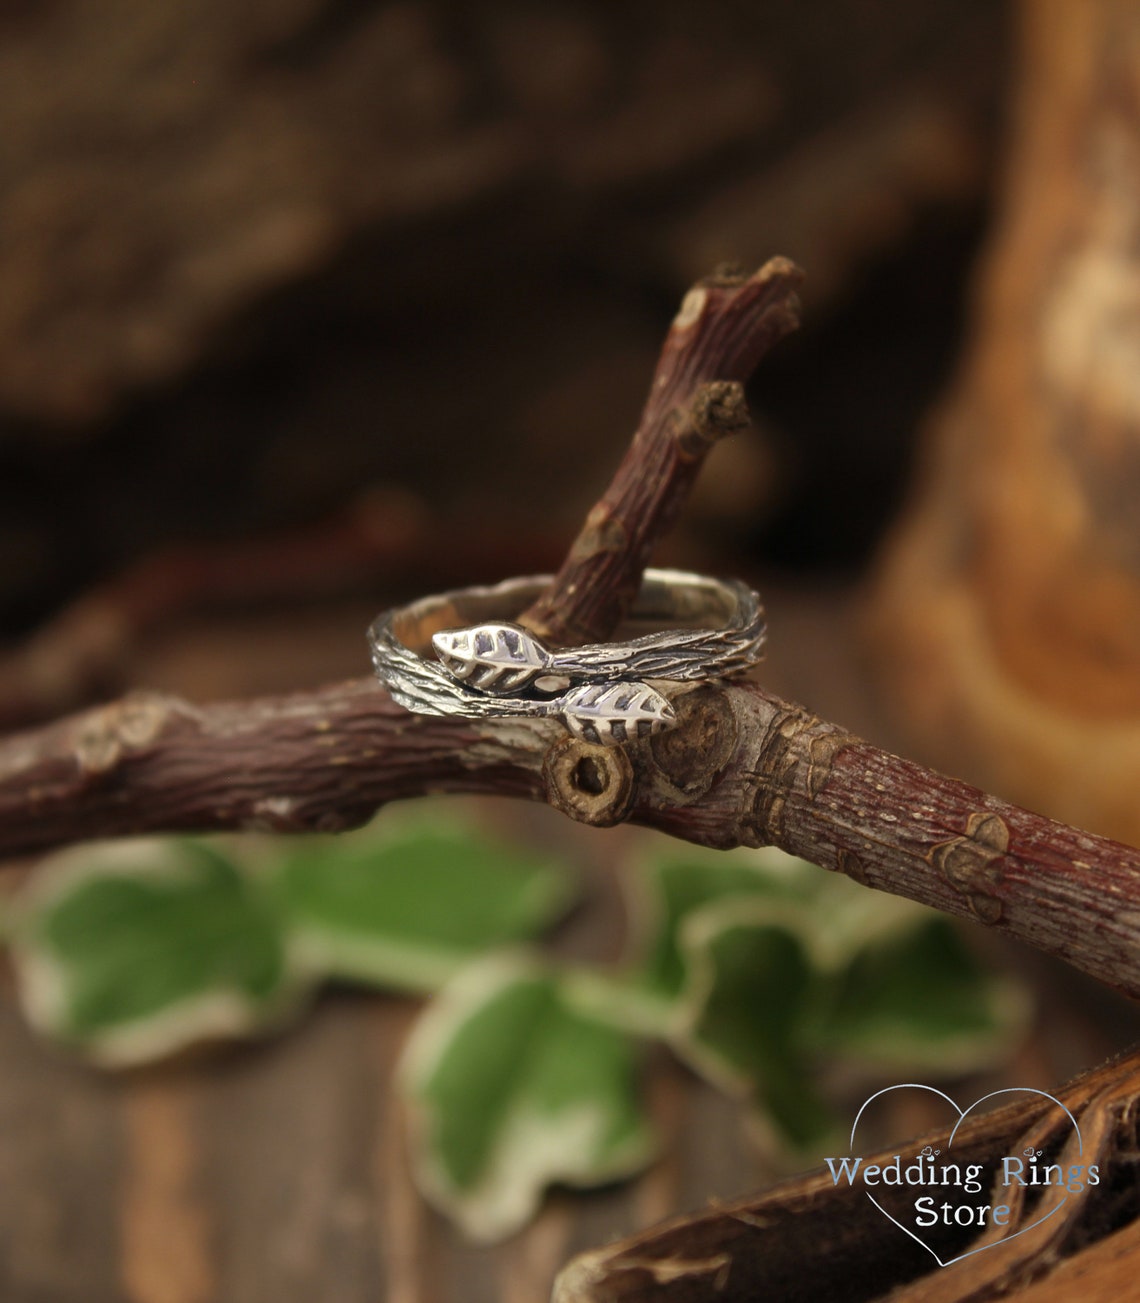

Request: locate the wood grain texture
(0, 997), (125, 1300)
(120, 1081), (212, 1303)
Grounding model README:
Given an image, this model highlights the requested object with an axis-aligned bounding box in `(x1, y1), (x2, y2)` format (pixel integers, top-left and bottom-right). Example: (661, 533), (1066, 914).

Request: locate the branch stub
(542, 736), (635, 827)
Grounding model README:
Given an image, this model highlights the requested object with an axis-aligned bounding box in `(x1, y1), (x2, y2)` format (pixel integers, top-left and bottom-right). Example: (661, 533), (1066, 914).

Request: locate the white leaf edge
(281, 855), (577, 993)
(671, 894), (1031, 1097)
(9, 838), (310, 1067)
(398, 952), (655, 1242)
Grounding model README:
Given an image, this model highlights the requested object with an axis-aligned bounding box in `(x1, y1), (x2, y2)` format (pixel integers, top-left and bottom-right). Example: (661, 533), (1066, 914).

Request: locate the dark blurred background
(0, 0), (1004, 635)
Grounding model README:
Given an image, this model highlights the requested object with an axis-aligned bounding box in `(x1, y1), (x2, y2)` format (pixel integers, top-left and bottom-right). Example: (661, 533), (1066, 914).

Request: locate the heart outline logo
(847, 1084), (1082, 1268)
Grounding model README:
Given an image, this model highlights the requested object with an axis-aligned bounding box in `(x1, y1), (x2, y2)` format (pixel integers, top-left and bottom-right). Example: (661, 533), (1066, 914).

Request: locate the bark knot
(748, 707), (857, 840)
(569, 504), (628, 561)
(73, 691), (176, 775)
(672, 381), (750, 461)
(927, 810), (1010, 923)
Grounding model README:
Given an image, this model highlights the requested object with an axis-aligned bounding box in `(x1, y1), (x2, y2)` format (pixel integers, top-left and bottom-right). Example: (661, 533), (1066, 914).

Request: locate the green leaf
(635, 844), (1029, 1155)
(811, 916), (1029, 1070)
(400, 954), (655, 1241)
(675, 902), (835, 1150)
(273, 818), (576, 991)
(629, 845), (817, 1001)
(11, 839), (302, 1066)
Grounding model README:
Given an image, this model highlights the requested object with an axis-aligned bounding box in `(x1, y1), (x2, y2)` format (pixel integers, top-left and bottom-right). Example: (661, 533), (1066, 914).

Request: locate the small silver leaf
(561, 681), (675, 745)
(432, 623), (549, 695)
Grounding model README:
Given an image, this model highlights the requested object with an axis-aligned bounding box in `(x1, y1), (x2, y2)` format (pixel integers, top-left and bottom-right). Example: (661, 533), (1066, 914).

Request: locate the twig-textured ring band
(367, 568), (765, 745)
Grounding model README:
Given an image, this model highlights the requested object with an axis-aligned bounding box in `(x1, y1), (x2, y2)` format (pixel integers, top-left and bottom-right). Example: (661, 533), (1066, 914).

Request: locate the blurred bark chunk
(0, 0), (770, 423)
(0, 0), (1000, 426)
(662, 92), (986, 306)
(555, 1047), (1140, 1303)
(867, 0), (1140, 846)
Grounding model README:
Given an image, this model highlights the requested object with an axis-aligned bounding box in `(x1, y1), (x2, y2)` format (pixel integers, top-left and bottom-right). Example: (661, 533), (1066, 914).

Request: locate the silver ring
(367, 568), (765, 746)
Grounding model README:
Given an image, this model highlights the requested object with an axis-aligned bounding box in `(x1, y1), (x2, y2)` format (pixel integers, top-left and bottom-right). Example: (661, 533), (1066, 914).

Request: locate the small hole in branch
(573, 756), (607, 795)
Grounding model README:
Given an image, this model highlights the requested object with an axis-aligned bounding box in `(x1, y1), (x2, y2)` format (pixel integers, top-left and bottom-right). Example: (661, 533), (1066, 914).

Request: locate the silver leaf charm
(560, 681), (675, 746)
(432, 623), (550, 695)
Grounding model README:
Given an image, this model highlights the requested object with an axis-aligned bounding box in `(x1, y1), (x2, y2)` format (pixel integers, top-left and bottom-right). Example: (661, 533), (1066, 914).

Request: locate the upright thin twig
(518, 258), (802, 645)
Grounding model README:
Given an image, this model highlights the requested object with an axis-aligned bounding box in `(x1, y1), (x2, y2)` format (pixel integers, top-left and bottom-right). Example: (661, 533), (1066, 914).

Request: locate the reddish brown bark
(518, 259), (802, 645)
(2, 675), (1137, 1001)
(0, 254), (1136, 1012)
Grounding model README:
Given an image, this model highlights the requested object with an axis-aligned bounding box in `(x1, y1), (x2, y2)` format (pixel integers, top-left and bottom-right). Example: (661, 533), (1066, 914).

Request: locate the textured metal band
(367, 568), (765, 745)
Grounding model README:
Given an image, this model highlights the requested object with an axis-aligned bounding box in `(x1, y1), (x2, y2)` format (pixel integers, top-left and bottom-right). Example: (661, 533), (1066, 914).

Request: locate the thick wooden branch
(517, 258), (802, 645)
(3, 674), (1138, 1000)
(2, 252), (1136, 1012)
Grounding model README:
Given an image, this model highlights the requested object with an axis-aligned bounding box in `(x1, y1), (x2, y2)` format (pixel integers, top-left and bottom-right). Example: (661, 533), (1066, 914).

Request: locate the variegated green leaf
(616, 842), (1030, 1156)
(400, 954), (654, 1241)
(10, 838), (304, 1066)
(272, 817), (576, 991)
(628, 846), (818, 1003)
(807, 916), (1030, 1071)
(674, 900), (835, 1150)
